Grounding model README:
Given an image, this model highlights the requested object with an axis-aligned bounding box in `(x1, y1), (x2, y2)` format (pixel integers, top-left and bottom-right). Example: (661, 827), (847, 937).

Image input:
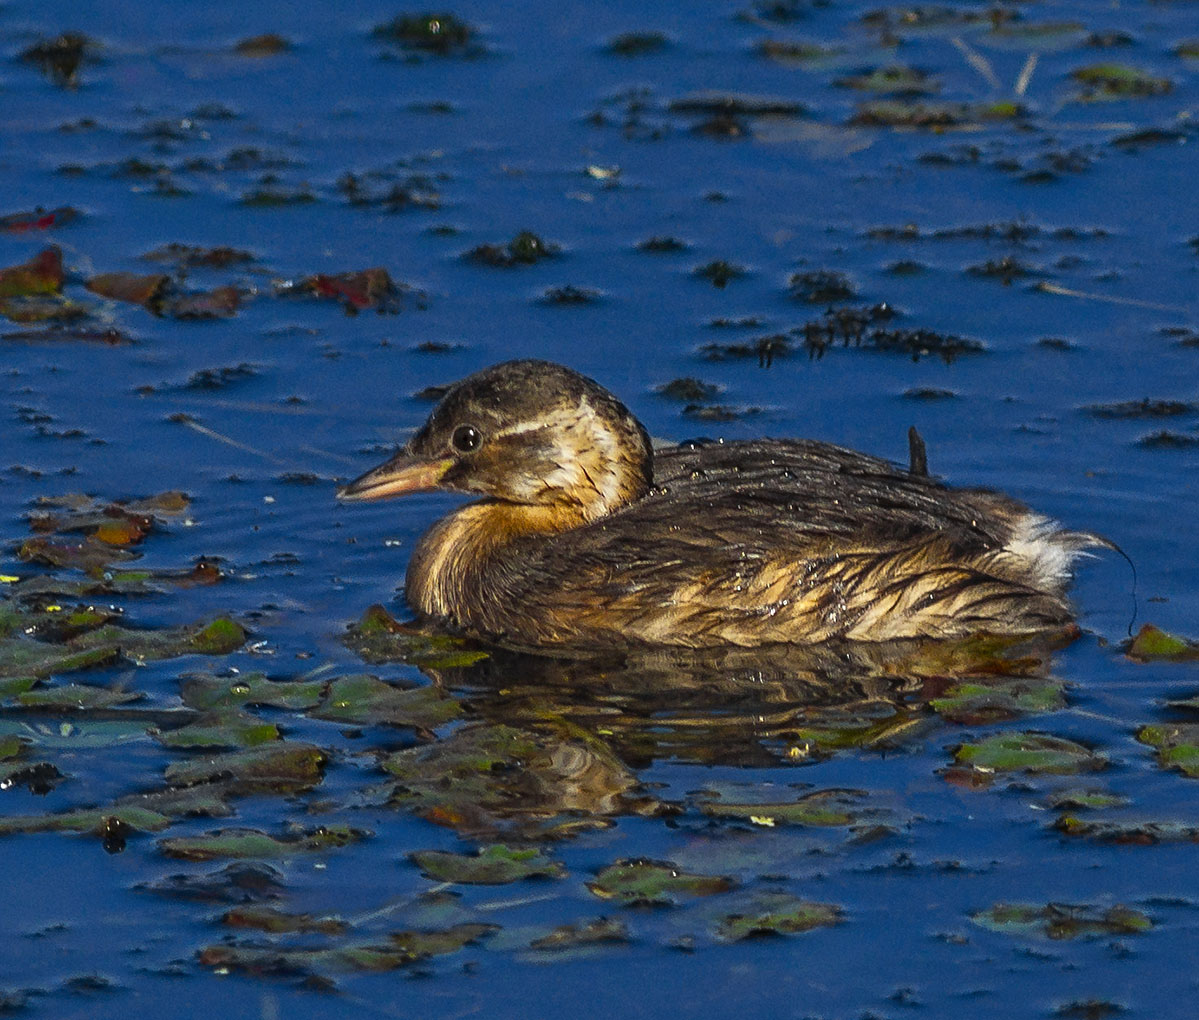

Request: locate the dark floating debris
(1085, 399), (1195, 420)
(607, 32), (669, 56)
(656, 378), (720, 402)
(233, 34), (292, 57)
(757, 40), (846, 68)
(699, 333), (792, 368)
(141, 244), (255, 268)
(694, 260), (746, 288)
(541, 285), (600, 305)
(637, 235), (688, 253)
(903, 387), (955, 400)
(789, 269), (856, 303)
(372, 12), (477, 55)
(1137, 431), (1199, 449)
(19, 33), (95, 87)
(966, 256), (1041, 285)
(465, 231), (559, 267)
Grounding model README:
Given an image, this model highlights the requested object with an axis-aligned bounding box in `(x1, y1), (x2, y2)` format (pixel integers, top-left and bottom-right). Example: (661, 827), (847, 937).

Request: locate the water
(1, 1), (1198, 1017)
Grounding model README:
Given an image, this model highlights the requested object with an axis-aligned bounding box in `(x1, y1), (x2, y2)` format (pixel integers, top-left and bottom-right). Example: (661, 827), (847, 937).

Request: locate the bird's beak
(337, 450), (455, 501)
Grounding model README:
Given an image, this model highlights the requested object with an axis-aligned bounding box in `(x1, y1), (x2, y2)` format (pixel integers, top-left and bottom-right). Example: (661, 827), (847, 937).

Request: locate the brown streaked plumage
(339, 359), (1102, 650)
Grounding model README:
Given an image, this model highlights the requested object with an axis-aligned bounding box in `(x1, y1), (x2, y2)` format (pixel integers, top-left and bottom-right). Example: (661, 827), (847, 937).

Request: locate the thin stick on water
(1035, 281), (1191, 314)
(950, 36), (1001, 90)
(169, 413), (285, 462)
(1015, 52), (1038, 96)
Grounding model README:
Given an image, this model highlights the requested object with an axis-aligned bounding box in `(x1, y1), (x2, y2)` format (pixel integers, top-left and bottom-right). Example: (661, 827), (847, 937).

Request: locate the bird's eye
(451, 424), (481, 453)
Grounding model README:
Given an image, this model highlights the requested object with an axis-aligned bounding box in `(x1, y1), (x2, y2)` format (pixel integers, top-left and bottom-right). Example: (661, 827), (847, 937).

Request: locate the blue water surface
(1, 1), (1198, 1017)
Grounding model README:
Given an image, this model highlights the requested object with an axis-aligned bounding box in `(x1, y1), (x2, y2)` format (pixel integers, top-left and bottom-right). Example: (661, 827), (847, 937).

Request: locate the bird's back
(431, 439), (1088, 649)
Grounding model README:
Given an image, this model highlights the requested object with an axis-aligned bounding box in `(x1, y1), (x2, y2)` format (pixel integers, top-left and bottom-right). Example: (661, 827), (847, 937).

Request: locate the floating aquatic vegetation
(835, 65), (938, 96)
(1053, 815), (1199, 845)
(279, 267), (402, 314)
(715, 891), (842, 940)
(587, 859), (734, 906)
(757, 40), (847, 69)
(233, 34), (292, 57)
(163, 742), (327, 794)
(311, 673), (461, 730)
(198, 922), (495, 976)
(1085, 399), (1195, 420)
(1070, 64), (1172, 100)
(19, 33), (96, 87)
(695, 787), (871, 828)
(1136, 724), (1199, 778)
(0, 246), (64, 300)
(160, 824), (367, 861)
(607, 32), (669, 56)
(410, 844), (566, 885)
(637, 235), (688, 253)
(0, 206), (80, 233)
(851, 100), (1024, 129)
(371, 13), (477, 55)
(153, 710), (279, 750)
(342, 604), (488, 668)
(698, 333), (793, 368)
(526, 917), (628, 953)
(541, 285), (600, 305)
(1045, 789), (1130, 812)
(983, 21), (1087, 52)
(180, 672), (324, 712)
(222, 906), (346, 935)
(465, 231), (559, 267)
(789, 269), (856, 303)
(952, 733), (1105, 776)
(656, 378), (720, 402)
(381, 721), (645, 840)
(930, 678), (1066, 725)
(1137, 431), (1199, 449)
(971, 902), (1151, 939)
(140, 243), (255, 268)
(694, 260), (746, 288)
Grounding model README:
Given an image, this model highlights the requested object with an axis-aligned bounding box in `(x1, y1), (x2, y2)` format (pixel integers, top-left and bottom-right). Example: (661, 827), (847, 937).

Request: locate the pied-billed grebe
(339, 359), (1101, 649)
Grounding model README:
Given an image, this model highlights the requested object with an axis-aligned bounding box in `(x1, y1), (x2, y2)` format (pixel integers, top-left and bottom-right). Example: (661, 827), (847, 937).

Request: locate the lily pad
(163, 741), (327, 794)
(85, 272), (169, 307)
(312, 673), (461, 730)
(221, 906), (348, 935)
(382, 721), (640, 840)
(160, 824), (368, 861)
(409, 844), (565, 885)
(140, 861), (286, 904)
(972, 902), (1151, 939)
(1053, 815), (1199, 844)
(198, 923), (496, 975)
(696, 788), (867, 827)
(1046, 789), (1131, 811)
(284, 268), (399, 314)
(0, 804), (172, 839)
(15, 683), (142, 710)
(930, 678), (1066, 724)
(343, 605), (488, 668)
(953, 733), (1105, 775)
(1071, 63), (1171, 99)
(715, 891), (842, 940)
(835, 65), (938, 95)
(851, 100), (1023, 129)
(1126, 625), (1199, 662)
(465, 231), (558, 268)
(587, 859), (734, 905)
(180, 672), (324, 711)
(527, 917), (628, 952)
(153, 710), (279, 750)
(1136, 724), (1199, 778)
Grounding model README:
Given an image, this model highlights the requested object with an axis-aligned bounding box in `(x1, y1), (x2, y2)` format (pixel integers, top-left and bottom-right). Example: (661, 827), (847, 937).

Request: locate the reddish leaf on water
(1, 207), (81, 233)
(85, 272), (170, 307)
(141, 244), (255, 268)
(289, 267), (399, 313)
(0, 247), (65, 298)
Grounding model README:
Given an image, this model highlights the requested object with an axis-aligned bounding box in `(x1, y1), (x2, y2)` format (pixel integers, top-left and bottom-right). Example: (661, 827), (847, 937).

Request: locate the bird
(338, 359), (1103, 650)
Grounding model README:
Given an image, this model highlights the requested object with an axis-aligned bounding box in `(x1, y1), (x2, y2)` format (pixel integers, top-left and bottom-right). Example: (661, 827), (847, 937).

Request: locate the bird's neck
(405, 499), (593, 623)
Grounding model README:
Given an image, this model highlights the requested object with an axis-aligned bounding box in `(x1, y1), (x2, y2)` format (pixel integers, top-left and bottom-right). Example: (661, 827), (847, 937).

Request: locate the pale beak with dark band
(337, 451), (454, 502)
